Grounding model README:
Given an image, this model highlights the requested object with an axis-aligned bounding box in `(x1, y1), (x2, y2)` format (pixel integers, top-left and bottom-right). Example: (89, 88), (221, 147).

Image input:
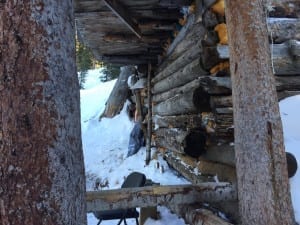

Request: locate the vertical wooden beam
(146, 62), (152, 165)
(103, 0), (142, 39)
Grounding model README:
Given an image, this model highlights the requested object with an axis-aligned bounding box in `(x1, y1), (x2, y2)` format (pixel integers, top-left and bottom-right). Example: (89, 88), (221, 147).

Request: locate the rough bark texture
(0, 1), (86, 225)
(224, 1), (295, 225)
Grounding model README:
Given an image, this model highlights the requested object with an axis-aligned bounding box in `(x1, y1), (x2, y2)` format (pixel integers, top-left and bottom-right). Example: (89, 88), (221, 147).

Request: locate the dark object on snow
(93, 172), (146, 225)
(127, 122), (145, 157)
(286, 152), (298, 178)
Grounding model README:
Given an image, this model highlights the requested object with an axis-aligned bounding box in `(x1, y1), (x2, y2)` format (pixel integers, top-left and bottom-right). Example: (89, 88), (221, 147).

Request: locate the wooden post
(146, 62), (152, 165)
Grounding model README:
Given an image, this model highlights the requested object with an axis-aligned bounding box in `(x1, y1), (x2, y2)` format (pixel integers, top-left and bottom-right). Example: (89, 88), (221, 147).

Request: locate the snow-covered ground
(81, 69), (299, 224)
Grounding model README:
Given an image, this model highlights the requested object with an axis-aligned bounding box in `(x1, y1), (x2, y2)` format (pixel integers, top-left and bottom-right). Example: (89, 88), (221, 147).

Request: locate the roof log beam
(103, 0), (142, 39)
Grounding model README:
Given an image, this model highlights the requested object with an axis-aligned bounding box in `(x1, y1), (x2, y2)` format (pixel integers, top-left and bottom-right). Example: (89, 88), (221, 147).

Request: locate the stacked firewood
(151, 0), (300, 185)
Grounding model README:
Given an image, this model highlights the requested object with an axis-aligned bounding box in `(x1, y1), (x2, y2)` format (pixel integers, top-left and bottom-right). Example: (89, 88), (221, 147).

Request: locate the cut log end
(193, 87), (211, 112)
(185, 129), (206, 158)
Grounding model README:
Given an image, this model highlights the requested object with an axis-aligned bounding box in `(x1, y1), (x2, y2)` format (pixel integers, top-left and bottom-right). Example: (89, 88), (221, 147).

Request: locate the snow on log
(99, 66), (135, 119)
(86, 183), (237, 212)
(165, 151), (237, 183)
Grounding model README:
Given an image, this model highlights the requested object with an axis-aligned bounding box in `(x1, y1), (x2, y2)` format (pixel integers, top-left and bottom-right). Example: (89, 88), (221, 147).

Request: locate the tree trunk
(224, 1), (295, 224)
(0, 1), (86, 225)
(100, 66), (135, 119)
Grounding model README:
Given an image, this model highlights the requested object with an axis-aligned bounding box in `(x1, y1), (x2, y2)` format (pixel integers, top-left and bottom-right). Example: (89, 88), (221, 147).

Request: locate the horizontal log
(184, 207), (234, 225)
(267, 18), (300, 43)
(86, 183), (237, 212)
(202, 41), (300, 74)
(153, 58), (208, 95)
(268, 0), (300, 18)
(170, 202), (239, 225)
(166, 21), (207, 62)
(166, 14), (196, 58)
(96, 54), (158, 64)
(103, 34), (162, 44)
(164, 151), (216, 184)
(153, 114), (202, 129)
(210, 96), (232, 108)
(197, 75), (300, 95)
(165, 151), (236, 183)
(153, 86), (211, 116)
(201, 144), (235, 167)
(277, 90), (300, 100)
(152, 43), (202, 83)
(154, 128), (206, 157)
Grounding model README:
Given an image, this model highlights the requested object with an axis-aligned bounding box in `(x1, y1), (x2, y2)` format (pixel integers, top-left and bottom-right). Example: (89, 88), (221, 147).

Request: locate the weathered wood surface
(268, 0), (300, 18)
(166, 21), (207, 63)
(194, 76), (300, 94)
(155, 128), (206, 157)
(201, 144), (235, 167)
(153, 86), (210, 116)
(202, 42), (300, 74)
(100, 66), (135, 119)
(103, 0), (142, 38)
(152, 58), (208, 95)
(184, 207), (234, 225)
(267, 18), (300, 43)
(86, 183), (237, 212)
(277, 90), (300, 100)
(155, 128), (195, 153)
(164, 151), (216, 184)
(170, 203), (239, 225)
(165, 14), (196, 57)
(153, 114), (202, 129)
(152, 44), (202, 83)
(165, 151), (237, 183)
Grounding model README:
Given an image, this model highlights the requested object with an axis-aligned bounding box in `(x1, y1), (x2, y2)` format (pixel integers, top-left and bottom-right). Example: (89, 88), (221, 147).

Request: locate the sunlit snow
(81, 69), (299, 224)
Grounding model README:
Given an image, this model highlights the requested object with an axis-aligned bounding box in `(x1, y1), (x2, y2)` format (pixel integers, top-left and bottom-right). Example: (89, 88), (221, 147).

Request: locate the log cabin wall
(151, 0), (300, 184)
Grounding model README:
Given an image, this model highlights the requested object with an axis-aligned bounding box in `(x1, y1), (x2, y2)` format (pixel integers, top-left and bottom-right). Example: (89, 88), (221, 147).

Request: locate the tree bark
(165, 151), (237, 183)
(225, 1), (295, 224)
(0, 1), (86, 225)
(100, 66), (135, 119)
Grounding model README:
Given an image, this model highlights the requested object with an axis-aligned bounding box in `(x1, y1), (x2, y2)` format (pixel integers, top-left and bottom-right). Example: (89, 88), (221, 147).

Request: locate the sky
(80, 68), (299, 225)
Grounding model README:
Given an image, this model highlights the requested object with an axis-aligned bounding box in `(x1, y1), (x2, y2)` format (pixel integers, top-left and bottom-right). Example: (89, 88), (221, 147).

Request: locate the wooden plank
(86, 183), (237, 212)
(103, 0), (142, 38)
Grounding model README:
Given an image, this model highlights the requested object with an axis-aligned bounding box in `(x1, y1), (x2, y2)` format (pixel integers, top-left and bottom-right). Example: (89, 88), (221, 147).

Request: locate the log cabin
(75, 0), (300, 224)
